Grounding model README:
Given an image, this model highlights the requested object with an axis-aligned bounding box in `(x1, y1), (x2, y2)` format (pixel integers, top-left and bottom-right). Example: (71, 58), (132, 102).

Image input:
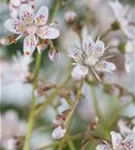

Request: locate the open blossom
(5, 4), (60, 55)
(52, 126), (66, 140)
(109, 0), (135, 40)
(68, 27), (116, 80)
(96, 131), (135, 150)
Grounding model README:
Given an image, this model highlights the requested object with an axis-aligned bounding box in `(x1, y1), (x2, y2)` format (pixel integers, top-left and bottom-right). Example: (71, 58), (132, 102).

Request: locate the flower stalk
(23, 52), (41, 150)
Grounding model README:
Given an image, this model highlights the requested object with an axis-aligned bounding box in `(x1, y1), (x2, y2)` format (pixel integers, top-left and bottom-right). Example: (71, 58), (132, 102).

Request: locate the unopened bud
(64, 11), (77, 23)
(48, 49), (60, 62)
(52, 126), (66, 140)
(37, 40), (48, 53)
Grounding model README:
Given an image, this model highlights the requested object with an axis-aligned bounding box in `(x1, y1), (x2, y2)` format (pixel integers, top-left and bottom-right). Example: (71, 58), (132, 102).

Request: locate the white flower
(96, 131), (135, 150)
(52, 126), (66, 140)
(109, 0), (135, 40)
(5, 4), (60, 55)
(68, 27), (116, 80)
(64, 11), (77, 23)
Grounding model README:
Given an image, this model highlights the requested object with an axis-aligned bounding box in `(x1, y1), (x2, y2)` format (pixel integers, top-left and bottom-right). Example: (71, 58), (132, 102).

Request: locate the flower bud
(48, 49), (61, 62)
(64, 11), (77, 23)
(52, 126), (66, 140)
(37, 40), (48, 53)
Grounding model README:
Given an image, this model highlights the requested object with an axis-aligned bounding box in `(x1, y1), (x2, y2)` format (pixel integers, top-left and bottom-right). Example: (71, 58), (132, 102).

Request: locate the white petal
(23, 35), (37, 55)
(35, 6), (48, 26)
(96, 144), (111, 150)
(4, 19), (25, 34)
(71, 65), (88, 80)
(94, 40), (105, 57)
(52, 126), (66, 140)
(19, 4), (34, 24)
(82, 35), (94, 55)
(110, 131), (123, 150)
(68, 48), (83, 63)
(122, 25), (135, 40)
(95, 61), (116, 73)
(123, 133), (135, 150)
(38, 26), (60, 39)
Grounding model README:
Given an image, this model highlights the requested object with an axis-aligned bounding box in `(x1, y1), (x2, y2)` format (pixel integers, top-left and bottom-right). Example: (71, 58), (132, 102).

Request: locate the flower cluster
(5, 4), (60, 55)
(68, 27), (116, 80)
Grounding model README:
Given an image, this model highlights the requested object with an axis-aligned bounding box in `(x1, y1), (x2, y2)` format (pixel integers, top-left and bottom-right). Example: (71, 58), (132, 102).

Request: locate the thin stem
(91, 86), (102, 119)
(23, 53), (41, 150)
(49, 0), (61, 23)
(100, 27), (112, 40)
(35, 74), (70, 116)
(64, 80), (83, 128)
(58, 80), (84, 150)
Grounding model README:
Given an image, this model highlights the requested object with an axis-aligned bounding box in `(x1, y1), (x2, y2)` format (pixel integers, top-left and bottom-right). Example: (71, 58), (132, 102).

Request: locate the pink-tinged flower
(64, 11), (77, 23)
(109, 0), (135, 40)
(5, 4), (60, 55)
(68, 27), (116, 81)
(96, 131), (135, 150)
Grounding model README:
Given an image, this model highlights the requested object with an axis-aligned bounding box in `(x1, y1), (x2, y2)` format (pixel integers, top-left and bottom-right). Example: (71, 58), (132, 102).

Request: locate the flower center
(84, 56), (98, 66)
(26, 25), (38, 35)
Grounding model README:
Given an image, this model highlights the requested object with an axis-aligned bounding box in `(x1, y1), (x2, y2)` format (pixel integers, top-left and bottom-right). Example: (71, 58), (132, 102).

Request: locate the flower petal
(71, 65), (88, 80)
(96, 144), (111, 150)
(23, 35), (37, 55)
(110, 131), (123, 150)
(19, 4), (34, 24)
(95, 61), (116, 73)
(82, 35), (94, 55)
(4, 19), (25, 34)
(35, 6), (48, 26)
(123, 133), (135, 150)
(94, 40), (105, 57)
(38, 26), (60, 39)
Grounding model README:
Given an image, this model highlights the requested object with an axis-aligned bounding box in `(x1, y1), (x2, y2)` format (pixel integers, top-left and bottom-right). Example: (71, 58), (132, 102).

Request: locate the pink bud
(64, 11), (77, 23)
(48, 49), (61, 62)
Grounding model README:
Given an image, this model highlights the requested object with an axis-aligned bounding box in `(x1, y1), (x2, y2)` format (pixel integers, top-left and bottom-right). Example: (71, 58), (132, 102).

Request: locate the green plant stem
(68, 141), (76, 150)
(35, 74), (70, 116)
(58, 80), (84, 150)
(49, 0), (61, 23)
(39, 133), (82, 150)
(23, 53), (41, 150)
(100, 27), (112, 40)
(91, 86), (101, 119)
